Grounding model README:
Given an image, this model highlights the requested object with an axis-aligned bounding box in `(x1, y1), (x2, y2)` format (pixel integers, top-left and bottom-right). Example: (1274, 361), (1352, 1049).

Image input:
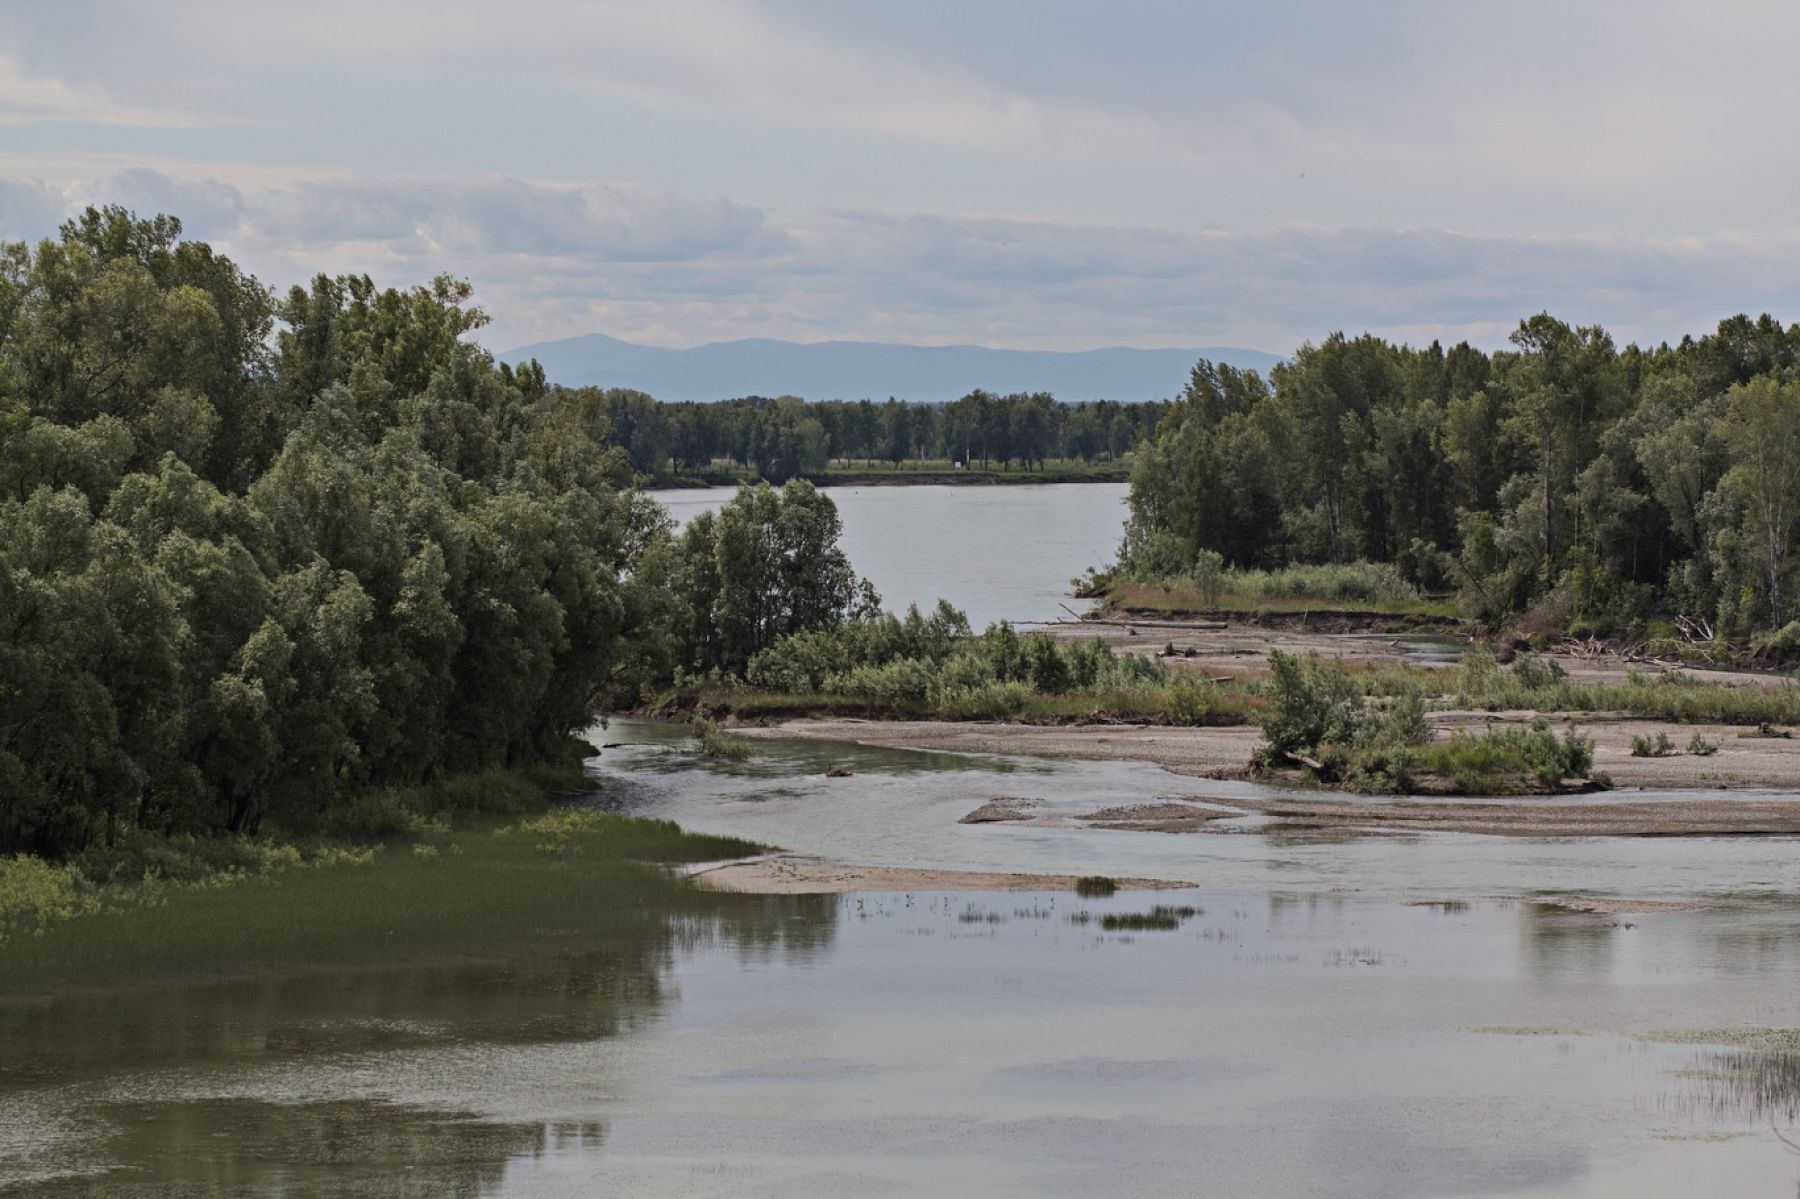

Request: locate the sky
(2, 0), (1797, 354)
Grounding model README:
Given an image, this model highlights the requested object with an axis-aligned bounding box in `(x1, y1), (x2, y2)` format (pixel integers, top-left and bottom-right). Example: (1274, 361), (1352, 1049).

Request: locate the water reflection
(1520, 902), (1625, 983)
(0, 898), (836, 1195)
(22, 1098), (558, 1198)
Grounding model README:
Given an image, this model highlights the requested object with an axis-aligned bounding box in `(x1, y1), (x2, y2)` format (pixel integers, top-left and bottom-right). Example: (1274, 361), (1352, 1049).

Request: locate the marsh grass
(1099, 905), (1200, 932)
(1073, 876), (1118, 898)
(0, 809), (767, 992)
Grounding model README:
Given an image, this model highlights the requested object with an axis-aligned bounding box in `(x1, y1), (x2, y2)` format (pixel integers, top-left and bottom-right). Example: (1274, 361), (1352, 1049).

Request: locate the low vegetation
(0, 769), (765, 991)
(674, 601), (1253, 727)
(1451, 649), (1800, 726)
(1252, 649), (1594, 794)
(1095, 557), (1457, 619)
(692, 716), (758, 761)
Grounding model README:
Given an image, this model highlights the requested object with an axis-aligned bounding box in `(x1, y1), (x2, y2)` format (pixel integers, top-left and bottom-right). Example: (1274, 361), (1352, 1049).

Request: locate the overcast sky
(3, 0), (1797, 352)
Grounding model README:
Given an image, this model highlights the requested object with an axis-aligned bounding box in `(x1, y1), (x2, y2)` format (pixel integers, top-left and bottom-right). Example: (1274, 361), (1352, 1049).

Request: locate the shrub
(1414, 722), (1592, 791)
(1753, 621), (1800, 663)
(1358, 685), (1431, 750)
(1258, 650), (1364, 759)
(1191, 549), (1226, 606)
(1227, 562), (1421, 604)
(1687, 732), (1720, 756)
(693, 716), (757, 761)
(1455, 649), (1507, 705)
(1164, 676), (1221, 726)
(0, 856), (99, 942)
(324, 789), (436, 841)
(1511, 654), (1566, 689)
(1631, 732), (1677, 758)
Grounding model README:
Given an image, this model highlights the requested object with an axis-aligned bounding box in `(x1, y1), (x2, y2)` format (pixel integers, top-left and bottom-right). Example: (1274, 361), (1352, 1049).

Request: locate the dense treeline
(1119, 319), (1800, 645)
(580, 389), (1167, 482)
(0, 209), (875, 857)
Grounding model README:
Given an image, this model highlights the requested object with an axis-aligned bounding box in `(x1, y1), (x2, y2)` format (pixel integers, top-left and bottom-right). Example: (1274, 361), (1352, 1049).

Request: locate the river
(6, 485), (1800, 1196)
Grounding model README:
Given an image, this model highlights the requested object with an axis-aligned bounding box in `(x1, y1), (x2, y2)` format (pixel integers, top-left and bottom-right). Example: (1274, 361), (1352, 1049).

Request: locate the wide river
(650, 483), (1130, 627)
(5, 484), (1799, 1196)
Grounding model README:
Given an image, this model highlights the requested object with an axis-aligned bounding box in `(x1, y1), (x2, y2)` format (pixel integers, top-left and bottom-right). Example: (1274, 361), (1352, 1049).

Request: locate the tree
(675, 481), (876, 673)
(1719, 376), (1800, 625)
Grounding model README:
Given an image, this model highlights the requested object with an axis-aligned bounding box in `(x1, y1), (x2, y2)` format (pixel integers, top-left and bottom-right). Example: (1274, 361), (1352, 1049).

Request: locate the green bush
(0, 856), (100, 943)
(692, 716), (757, 761)
(1257, 650), (1364, 760)
(1414, 723), (1593, 791)
(1358, 685), (1431, 750)
(1753, 621), (1800, 663)
(1511, 654), (1566, 689)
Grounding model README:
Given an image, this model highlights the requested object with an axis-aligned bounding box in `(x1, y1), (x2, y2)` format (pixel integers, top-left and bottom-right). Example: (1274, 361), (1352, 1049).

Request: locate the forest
(1114, 319), (1800, 649)
(581, 389), (1166, 482)
(0, 210), (876, 858)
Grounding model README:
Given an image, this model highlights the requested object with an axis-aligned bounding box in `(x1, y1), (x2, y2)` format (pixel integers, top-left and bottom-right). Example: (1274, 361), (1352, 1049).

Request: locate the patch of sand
(685, 855), (1192, 895)
(742, 712), (1800, 797)
(1188, 793), (1800, 838)
(1075, 801), (1241, 832)
(958, 797), (1040, 824)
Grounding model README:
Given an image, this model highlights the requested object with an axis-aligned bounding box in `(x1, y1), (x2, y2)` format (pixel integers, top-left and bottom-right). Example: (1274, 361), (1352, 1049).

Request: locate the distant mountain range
(498, 332), (1282, 404)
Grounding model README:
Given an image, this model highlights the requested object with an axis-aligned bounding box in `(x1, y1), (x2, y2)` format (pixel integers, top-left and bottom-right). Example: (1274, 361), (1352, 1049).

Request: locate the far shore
(655, 467), (1128, 489)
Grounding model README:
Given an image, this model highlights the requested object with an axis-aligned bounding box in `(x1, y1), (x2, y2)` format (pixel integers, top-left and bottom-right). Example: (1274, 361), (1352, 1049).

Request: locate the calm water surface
(650, 483), (1128, 627)
(8, 725), (1800, 1196)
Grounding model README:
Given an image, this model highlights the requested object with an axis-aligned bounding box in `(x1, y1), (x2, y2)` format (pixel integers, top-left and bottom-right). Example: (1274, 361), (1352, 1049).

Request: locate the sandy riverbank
(1032, 616), (1791, 691)
(736, 712), (1800, 791)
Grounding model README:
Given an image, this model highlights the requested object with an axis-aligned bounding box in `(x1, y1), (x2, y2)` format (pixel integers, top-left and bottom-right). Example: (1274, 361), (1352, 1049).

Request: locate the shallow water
(11, 734), (1800, 1193)
(649, 483), (1128, 627)
(595, 718), (1800, 904)
(8, 883), (1800, 1196)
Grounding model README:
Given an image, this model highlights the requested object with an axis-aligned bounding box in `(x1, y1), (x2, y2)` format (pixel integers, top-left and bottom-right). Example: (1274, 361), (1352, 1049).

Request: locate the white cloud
(0, 56), (213, 128)
(7, 166), (1791, 355)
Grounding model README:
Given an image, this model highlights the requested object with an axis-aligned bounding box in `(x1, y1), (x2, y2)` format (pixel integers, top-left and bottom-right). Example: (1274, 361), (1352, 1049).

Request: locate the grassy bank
(0, 771), (766, 993)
